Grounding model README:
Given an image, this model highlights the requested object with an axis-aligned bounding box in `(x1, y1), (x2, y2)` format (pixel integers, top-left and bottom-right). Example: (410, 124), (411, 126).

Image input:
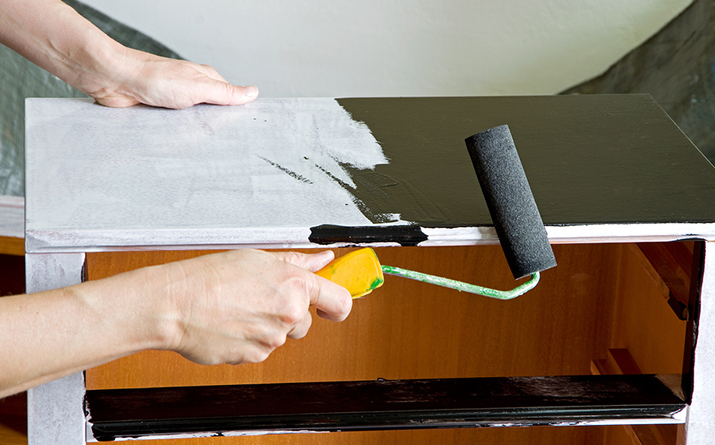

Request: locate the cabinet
(25, 95), (715, 444)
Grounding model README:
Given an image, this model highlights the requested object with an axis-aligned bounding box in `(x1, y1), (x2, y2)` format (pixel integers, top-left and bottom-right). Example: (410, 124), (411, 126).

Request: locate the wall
(82, 0), (693, 97)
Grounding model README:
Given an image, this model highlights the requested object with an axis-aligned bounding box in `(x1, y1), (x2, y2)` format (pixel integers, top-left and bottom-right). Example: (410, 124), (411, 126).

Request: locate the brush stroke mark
(330, 160), (449, 224)
(257, 155), (313, 184)
(309, 224), (427, 246)
(314, 163), (398, 224)
(312, 144), (447, 225)
(336, 97), (486, 228)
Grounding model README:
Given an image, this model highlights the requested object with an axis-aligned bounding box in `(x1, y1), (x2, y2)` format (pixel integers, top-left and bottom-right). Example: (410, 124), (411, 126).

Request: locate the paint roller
(316, 124), (556, 300)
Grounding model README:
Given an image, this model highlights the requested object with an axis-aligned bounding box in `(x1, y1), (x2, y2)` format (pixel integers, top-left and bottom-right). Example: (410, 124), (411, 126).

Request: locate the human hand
(0, 0), (258, 110)
(162, 249), (352, 365)
(88, 49), (259, 109)
(0, 248), (350, 397)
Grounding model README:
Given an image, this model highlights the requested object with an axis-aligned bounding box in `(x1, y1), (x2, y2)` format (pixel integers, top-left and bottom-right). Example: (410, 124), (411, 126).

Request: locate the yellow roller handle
(317, 247), (540, 301)
(316, 248), (384, 298)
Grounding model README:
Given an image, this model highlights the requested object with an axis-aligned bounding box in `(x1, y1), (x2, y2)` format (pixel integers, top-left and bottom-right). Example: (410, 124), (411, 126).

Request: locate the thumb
(272, 250), (336, 273)
(199, 80), (259, 106)
(269, 250), (352, 321)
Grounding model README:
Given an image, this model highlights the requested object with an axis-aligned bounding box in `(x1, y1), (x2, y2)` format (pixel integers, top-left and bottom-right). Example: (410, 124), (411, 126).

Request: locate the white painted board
(25, 98), (398, 252)
(25, 97), (715, 253)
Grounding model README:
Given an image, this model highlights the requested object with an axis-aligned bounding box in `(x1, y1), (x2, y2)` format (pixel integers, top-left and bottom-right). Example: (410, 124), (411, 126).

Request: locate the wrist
(0, 0), (127, 96)
(57, 23), (132, 101)
(126, 262), (188, 353)
(76, 263), (183, 356)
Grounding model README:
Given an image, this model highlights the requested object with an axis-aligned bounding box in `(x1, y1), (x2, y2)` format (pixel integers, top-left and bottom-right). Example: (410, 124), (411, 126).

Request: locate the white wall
(82, 0), (693, 98)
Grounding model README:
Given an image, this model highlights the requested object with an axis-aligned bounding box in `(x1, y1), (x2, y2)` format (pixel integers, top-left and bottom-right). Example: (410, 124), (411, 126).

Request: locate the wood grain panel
(0, 255), (26, 445)
(84, 243), (684, 444)
(0, 237), (23, 256)
(86, 244), (619, 389)
(610, 244), (687, 374)
(0, 392), (26, 445)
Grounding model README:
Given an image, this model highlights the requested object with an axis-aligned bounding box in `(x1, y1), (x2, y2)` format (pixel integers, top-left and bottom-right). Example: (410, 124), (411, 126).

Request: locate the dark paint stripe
(86, 375), (685, 441)
(257, 156), (313, 184)
(309, 224), (428, 246)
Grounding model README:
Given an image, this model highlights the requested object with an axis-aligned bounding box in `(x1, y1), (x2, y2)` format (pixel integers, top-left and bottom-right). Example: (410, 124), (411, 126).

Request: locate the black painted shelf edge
(86, 375), (686, 441)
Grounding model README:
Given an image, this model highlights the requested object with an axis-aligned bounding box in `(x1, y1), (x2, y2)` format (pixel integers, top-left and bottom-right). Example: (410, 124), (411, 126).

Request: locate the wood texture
(611, 245), (688, 375)
(0, 237), (23, 256)
(0, 393), (26, 445)
(590, 348), (678, 445)
(83, 242), (688, 444)
(635, 242), (694, 319)
(592, 240), (693, 445)
(86, 244), (617, 389)
(0, 253), (24, 296)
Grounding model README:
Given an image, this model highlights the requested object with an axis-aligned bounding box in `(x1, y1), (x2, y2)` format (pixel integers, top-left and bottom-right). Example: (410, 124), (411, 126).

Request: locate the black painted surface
(87, 375), (684, 441)
(309, 224), (428, 246)
(335, 95), (715, 228)
(465, 125), (556, 279)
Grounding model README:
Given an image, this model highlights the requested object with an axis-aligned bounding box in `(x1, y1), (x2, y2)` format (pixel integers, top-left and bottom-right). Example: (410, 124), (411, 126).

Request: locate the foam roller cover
(465, 125), (556, 279)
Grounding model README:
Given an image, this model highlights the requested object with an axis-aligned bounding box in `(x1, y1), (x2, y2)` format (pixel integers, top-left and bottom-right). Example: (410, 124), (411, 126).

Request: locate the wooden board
(86, 375), (684, 441)
(85, 244), (621, 389)
(25, 95), (715, 254)
(24, 95), (707, 443)
(84, 242), (687, 444)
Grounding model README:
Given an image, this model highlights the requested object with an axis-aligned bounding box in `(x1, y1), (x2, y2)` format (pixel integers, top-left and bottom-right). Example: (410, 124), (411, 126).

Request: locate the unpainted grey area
(563, 0), (715, 163)
(0, 0), (182, 196)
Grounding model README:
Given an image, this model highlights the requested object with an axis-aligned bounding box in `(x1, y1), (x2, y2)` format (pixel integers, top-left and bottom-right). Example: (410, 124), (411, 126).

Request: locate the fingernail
(245, 85), (258, 97)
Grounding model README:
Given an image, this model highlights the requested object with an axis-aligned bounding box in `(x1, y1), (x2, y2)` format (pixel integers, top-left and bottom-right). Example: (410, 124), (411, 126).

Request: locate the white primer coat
(87, 429), (327, 442)
(25, 97), (393, 253)
(24, 223), (715, 254)
(685, 242), (715, 442)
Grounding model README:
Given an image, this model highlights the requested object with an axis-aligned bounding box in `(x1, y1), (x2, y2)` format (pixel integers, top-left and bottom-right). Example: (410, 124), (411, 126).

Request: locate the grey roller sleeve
(465, 124), (557, 280)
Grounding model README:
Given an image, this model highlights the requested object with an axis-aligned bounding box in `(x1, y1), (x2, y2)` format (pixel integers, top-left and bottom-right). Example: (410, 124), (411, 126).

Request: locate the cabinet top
(25, 95), (715, 253)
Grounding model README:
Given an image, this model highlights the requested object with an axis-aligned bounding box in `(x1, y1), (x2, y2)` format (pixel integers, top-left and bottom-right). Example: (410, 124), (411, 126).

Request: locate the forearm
(0, 0), (127, 97)
(0, 0), (258, 108)
(0, 250), (350, 398)
(0, 264), (175, 398)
